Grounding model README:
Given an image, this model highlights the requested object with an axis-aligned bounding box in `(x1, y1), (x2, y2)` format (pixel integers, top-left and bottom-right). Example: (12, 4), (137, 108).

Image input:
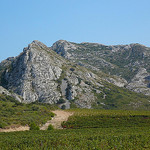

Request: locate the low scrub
(47, 124), (54, 130)
(0, 94), (57, 128)
(29, 122), (40, 130)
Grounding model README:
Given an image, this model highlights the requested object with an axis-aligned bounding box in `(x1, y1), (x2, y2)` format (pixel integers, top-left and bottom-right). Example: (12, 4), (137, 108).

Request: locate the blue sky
(0, 0), (150, 62)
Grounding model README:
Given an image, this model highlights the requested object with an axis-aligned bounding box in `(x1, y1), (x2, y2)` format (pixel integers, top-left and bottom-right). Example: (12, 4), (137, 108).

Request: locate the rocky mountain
(51, 40), (150, 96)
(0, 40), (150, 110)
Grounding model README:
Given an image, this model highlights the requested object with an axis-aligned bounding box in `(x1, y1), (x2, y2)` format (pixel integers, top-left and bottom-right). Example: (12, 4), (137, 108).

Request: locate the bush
(70, 68), (75, 72)
(29, 122), (40, 130)
(47, 124), (54, 130)
(61, 105), (66, 110)
(31, 106), (39, 111)
(57, 98), (66, 104)
(0, 121), (7, 128)
(50, 112), (55, 117)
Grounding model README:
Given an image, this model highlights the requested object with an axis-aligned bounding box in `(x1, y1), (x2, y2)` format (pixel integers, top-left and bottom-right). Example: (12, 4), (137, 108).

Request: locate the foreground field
(0, 127), (150, 149)
(0, 109), (150, 149)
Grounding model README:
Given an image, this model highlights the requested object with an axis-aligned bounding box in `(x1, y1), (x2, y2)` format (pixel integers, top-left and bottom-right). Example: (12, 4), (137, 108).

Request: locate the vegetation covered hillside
(0, 94), (56, 129)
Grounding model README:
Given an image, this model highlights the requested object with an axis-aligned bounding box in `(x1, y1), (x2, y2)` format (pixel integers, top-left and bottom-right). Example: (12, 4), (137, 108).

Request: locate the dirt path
(40, 110), (73, 130)
(0, 110), (73, 132)
(0, 125), (29, 132)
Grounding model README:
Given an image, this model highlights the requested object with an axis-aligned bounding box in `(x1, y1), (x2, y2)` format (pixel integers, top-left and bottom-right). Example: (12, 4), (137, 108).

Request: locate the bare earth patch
(0, 125), (29, 132)
(0, 110), (73, 132)
(40, 110), (73, 130)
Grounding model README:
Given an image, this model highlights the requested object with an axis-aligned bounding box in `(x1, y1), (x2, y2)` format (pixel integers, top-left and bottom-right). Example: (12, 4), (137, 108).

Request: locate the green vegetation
(57, 98), (66, 104)
(62, 109), (150, 129)
(29, 122), (40, 130)
(0, 94), (56, 128)
(0, 109), (150, 149)
(92, 81), (150, 110)
(61, 105), (66, 110)
(47, 124), (54, 130)
(0, 128), (150, 149)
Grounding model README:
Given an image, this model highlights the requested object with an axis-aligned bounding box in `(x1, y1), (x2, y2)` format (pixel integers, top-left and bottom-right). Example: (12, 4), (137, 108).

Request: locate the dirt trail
(0, 126), (29, 132)
(40, 110), (73, 130)
(0, 110), (73, 132)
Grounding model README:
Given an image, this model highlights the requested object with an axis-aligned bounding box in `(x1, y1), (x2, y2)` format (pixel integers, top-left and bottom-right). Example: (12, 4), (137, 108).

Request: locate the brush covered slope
(52, 40), (150, 95)
(0, 40), (150, 110)
(0, 93), (55, 129)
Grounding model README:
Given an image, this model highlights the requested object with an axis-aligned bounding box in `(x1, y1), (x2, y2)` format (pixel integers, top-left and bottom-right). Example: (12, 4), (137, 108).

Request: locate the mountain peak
(27, 40), (48, 50)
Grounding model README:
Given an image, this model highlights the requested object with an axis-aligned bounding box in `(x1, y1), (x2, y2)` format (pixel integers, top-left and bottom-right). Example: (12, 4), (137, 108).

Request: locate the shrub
(57, 98), (66, 104)
(29, 122), (40, 130)
(0, 121), (7, 128)
(31, 106), (39, 111)
(61, 105), (66, 110)
(70, 68), (75, 72)
(50, 112), (55, 117)
(47, 124), (54, 130)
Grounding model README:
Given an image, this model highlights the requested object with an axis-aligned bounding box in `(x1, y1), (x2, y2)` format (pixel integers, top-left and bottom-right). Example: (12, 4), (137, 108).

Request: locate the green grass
(0, 94), (56, 128)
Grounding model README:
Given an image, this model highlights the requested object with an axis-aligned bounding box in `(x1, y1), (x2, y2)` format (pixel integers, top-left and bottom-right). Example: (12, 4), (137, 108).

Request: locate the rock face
(3, 40), (63, 103)
(51, 40), (150, 95)
(51, 40), (77, 59)
(127, 68), (150, 95)
(0, 86), (22, 102)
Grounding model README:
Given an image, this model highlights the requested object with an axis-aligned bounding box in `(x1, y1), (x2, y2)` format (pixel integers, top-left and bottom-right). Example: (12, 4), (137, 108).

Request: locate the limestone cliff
(3, 40), (63, 103)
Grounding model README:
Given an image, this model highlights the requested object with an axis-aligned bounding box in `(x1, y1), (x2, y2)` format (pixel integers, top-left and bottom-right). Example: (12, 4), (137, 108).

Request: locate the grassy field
(0, 108), (150, 149)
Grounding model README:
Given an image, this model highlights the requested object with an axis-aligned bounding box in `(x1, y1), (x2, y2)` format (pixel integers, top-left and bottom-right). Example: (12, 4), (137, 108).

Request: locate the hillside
(0, 93), (55, 129)
(0, 40), (150, 110)
(52, 40), (150, 95)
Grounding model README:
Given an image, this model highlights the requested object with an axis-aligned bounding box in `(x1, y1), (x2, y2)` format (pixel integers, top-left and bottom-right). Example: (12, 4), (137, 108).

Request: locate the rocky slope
(0, 86), (22, 102)
(51, 40), (150, 95)
(0, 41), (106, 108)
(126, 68), (150, 95)
(0, 40), (150, 110)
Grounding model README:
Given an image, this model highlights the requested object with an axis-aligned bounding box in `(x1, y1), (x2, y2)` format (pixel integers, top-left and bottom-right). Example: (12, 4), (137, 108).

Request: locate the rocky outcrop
(0, 57), (14, 69)
(127, 68), (150, 95)
(3, 40), (63, 103)
(105, 75), (127, 87)
(0, 86), (22, 102)
(51, 40), (77, 59)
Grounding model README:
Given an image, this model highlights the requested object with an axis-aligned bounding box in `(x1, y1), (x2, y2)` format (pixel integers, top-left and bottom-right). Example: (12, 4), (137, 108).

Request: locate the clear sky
(0, 0), (150, 62)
